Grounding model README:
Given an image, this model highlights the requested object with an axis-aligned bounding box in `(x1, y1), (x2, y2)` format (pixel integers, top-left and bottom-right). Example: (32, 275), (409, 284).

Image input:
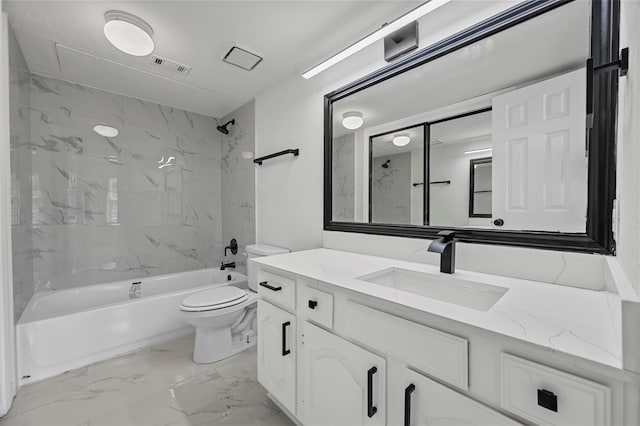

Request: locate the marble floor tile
(0, 335), (294, 426)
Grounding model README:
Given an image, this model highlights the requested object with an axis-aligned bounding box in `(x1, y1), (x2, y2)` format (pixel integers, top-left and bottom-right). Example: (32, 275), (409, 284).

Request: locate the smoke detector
(150, 55), (191, 74)
(223, 46), (263, 71)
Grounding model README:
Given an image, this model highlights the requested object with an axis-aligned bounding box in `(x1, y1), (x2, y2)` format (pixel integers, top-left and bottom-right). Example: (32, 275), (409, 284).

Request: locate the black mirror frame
(324, 0), (619, 255)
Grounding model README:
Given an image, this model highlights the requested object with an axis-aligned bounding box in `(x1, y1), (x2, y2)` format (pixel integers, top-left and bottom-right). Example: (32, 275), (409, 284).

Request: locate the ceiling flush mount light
(104, 11), (155, 56)
(392, 134), (411, 146)
(464, 147), (492, 155)
(302, 0), (452, 79)
(93, 124), (119, 138)
(342, 111), (364, 130)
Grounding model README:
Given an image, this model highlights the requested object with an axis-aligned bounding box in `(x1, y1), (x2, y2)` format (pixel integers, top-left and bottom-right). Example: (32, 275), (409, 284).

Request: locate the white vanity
(253, 248), (638, 426)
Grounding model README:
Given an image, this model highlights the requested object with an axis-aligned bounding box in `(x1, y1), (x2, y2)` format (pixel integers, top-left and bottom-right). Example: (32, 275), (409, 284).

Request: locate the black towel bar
(253, 149), (300, 165)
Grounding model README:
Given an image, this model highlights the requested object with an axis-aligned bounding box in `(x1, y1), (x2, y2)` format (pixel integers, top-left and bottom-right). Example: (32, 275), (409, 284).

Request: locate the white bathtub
(17, 268), (247, 385)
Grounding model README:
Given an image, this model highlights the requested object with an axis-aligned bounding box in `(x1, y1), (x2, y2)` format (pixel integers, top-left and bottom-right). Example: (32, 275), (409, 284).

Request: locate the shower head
(382, 159), (391, 169)
(216, 119), (235, 135)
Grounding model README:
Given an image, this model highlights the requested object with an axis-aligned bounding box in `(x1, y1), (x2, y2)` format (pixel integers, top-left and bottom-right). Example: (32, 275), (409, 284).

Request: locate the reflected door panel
(492, 68), (587, 232)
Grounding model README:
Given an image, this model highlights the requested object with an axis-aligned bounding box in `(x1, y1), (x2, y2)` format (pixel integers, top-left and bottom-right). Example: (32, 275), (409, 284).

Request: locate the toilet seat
(180, 287), (249, 312)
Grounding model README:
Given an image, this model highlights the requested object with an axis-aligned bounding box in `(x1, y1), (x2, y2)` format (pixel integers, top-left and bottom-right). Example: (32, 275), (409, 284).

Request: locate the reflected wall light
(342, 111), (364, 130)
(392, 134), (411, 146)
(104, 11), (155, 56)
(464, 147), (492, 155)
(93, 124), (119, 138)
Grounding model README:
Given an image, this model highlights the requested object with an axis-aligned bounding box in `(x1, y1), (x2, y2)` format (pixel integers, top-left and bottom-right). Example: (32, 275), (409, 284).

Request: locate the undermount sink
(356, 267), (508, 311)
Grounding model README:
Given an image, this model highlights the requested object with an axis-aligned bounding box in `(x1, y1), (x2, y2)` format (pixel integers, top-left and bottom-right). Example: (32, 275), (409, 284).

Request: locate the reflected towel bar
(413, 180), (451, 186)
(253, 149), (300, 165)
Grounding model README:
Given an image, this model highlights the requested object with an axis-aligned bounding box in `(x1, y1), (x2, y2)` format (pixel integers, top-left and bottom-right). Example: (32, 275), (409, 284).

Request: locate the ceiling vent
(150, 55), (191, 75)
(223, 46), (263, 71)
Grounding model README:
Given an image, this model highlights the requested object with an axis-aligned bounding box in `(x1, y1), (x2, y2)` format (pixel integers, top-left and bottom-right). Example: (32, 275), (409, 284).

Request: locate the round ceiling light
(93, 124), (119, 138)
(393, 134), (411, 146)
(104, 11), (155, 57)
(342, 111), (364, 130)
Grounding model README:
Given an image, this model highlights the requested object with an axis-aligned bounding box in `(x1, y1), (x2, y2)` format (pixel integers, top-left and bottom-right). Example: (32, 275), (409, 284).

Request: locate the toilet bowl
(180, 286), (258, 364)
(180, 244), (289, 364)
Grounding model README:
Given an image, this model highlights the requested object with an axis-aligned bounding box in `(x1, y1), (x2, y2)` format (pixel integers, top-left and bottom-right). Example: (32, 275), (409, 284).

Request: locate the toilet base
(193, 326), (257, 364)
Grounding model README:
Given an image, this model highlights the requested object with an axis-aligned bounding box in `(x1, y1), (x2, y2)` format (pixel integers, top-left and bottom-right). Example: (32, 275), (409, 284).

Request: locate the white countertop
(252, 248), (623, 370)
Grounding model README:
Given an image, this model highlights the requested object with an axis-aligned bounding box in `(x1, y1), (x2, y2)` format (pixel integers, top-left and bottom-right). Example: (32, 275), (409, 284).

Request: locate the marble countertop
(252, 248), (623, 370)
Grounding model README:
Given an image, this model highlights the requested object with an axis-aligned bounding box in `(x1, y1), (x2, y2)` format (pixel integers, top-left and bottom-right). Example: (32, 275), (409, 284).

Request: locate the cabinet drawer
(337, 301), (468, 390)
(500, 354), (611, 426)
(257, 270), (296, 311)
(301, 286), (334, 329)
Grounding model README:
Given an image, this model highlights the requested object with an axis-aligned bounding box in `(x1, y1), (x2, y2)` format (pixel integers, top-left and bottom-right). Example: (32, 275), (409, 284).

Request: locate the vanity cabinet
(301, 321), (386, 426)
(257, 299), (296, 414)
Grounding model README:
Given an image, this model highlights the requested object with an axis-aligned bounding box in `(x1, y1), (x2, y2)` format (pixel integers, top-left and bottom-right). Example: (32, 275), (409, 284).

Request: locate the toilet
(180, 244), (289, 364)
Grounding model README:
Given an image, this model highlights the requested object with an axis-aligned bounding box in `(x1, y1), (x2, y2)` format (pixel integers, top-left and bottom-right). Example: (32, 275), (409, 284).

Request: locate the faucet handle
(437, 230), (455, 241)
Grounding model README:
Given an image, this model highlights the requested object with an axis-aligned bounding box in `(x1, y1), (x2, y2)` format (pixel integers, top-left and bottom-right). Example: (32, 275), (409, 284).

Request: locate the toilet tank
(246, 244), (290, 291)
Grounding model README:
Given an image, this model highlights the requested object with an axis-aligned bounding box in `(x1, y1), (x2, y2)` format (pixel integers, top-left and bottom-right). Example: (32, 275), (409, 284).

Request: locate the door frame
(0, 10), (17, 417)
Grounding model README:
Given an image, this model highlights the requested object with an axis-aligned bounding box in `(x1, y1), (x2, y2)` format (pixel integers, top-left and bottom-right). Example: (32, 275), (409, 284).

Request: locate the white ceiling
(3, 0), (421, 118)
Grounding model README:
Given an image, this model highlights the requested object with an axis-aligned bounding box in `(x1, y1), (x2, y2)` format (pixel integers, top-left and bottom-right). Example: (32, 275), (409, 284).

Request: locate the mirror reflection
(330, 0), (590, 233)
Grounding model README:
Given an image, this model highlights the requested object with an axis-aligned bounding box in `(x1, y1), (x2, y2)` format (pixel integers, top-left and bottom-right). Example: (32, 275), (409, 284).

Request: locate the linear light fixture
(302, 0), (451, 79)
(464, 148), (493, 155)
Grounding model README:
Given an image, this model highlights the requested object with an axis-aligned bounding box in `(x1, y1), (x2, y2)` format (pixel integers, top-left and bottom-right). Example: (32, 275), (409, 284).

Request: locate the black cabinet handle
(404, 383), (415, 426)
(260, 281), (282, 292)
(537, 389), (558, 412)
(493, 218), (504, 227)
(367, 366), (378, 418)
(308, 300), (318, 309)
(281, 321), (291, 356)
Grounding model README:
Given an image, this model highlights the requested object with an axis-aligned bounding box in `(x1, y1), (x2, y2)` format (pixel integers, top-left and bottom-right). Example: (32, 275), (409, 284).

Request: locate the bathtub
(17, 268), (247, 385)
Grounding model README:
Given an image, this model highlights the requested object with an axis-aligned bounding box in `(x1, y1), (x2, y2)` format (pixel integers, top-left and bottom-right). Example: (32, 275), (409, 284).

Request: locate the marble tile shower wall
(220, 101), (256, 274)
(9, 23), (34, 321)
(29, 75), (223, 290)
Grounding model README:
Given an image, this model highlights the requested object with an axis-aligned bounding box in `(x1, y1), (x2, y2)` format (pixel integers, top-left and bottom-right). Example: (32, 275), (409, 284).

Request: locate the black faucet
(427, 230), (456, 274)
(220, 261), (236, 270)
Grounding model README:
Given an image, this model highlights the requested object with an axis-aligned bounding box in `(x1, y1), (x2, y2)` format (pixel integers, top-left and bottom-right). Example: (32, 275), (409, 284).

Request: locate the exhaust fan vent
(223, 46), (263, 71)
(150, 55), (191, 75)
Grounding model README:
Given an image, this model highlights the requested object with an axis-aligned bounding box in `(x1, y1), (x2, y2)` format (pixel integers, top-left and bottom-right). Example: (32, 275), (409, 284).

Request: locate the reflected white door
(492, 68), (587, 232)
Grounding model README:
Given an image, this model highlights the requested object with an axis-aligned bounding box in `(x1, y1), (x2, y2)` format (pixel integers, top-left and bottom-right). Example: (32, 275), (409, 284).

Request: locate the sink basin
(356, 267), (508, 311)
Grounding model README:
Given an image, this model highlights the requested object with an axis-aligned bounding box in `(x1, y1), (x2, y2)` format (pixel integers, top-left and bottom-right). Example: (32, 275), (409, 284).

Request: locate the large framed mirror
(324, 0), (619, 254)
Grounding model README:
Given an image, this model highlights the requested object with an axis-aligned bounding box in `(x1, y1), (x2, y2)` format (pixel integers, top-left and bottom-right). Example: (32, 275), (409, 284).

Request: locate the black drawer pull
(367, 366), (378, 418)
(537, 389), (558, 412)
(308, 300), (318, 309)
(281, 321), (291, 356)
(404, 383), (415, 426)
(259, 281), (282, 292)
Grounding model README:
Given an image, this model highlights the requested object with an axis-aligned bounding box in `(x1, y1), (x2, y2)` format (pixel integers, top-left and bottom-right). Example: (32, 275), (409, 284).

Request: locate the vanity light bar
(464, 148), (493, 155)
(302, 0), (452, 79)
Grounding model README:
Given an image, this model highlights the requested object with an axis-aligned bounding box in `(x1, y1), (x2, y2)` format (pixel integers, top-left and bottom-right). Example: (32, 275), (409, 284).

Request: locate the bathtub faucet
(129, 281), (142, 299)
(220, 261), (236, 270)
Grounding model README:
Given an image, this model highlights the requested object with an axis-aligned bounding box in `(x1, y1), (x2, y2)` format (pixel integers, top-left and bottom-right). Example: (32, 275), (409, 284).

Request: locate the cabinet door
(302, 322), (385, 426)
(397, 368), (522, 426)
(257, 299), (296, 414)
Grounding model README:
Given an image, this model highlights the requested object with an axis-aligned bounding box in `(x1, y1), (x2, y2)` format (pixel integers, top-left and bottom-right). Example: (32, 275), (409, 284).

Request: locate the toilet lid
(181, 287), (248, 309)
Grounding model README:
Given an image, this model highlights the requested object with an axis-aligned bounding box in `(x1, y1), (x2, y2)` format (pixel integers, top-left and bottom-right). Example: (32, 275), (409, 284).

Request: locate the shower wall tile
(221, 101), (256, 274)
(9, 23), (34, 321)
(29, 75), (222, 290)
(332, 133), (355, 221)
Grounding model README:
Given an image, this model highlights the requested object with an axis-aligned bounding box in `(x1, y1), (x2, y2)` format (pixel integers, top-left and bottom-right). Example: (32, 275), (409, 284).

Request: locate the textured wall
(332, 133), (355, 221)
(220, 100), (256, 274)
(8, 22), (33, 321)
(29, 75), (222, 290)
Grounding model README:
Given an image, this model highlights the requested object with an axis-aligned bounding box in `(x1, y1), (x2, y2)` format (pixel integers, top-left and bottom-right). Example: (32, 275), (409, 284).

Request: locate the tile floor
(0, 335), (295, 426)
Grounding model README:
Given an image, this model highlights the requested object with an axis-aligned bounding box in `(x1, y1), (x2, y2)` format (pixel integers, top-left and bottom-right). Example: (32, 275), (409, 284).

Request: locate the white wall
(616, 0), (640, 295)
(255, 1), (520, 252)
